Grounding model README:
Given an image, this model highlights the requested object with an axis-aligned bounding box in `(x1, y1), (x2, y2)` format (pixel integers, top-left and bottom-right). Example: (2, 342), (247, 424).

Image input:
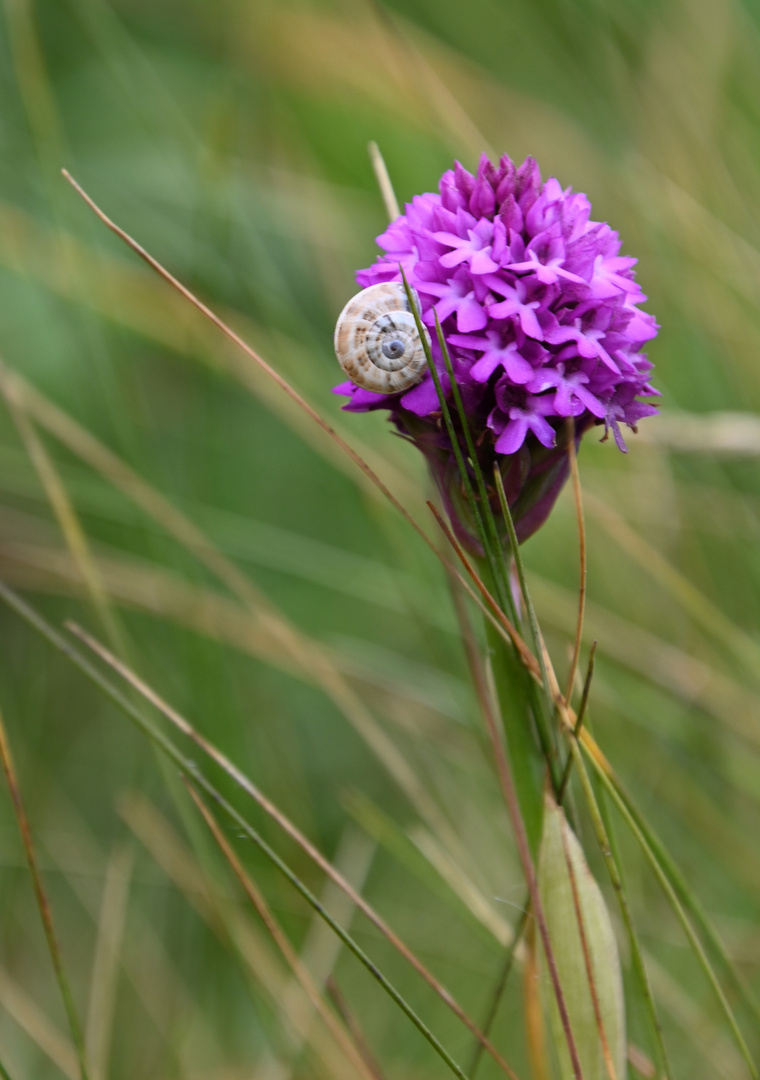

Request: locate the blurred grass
(2, 0), (760, 1076)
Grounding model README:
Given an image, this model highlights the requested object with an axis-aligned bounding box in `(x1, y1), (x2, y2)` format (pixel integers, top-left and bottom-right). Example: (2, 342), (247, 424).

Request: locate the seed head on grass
(334, 153), (658, 548)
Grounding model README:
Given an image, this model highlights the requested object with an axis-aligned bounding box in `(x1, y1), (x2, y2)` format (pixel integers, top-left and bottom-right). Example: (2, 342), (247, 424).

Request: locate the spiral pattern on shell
(334, 282), (431, 394)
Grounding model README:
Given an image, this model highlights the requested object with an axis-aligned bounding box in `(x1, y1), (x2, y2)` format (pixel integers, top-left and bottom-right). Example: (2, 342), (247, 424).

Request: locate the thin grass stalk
(367, 141), (400, 221)
(1, 387), (127, 659)
(398, 270), (505, 605)
(557, 644), (596, 806)
(426, 501), (539, 675)
(184, 781), (379, 1080)
(0, 706), (90, 1080)
(0, 358), (487, 879)
(428, 496), (545, 850)
(404, 297), (553, 849)
(563, 419), (587, 705)
(59, 172), (443, 568)
(431, 311), (514, 618)
(444, 562), (530, 1078)
(0, 1059), (13, 1080)
(84, 844), (133, 1080)
(65, 620), (519, 1078)
(0, 356), (544, 783)
(557, 819), (617, 1080)
(586, 490), (760, 684)
(587, 748), (758, 1076)
(576, 723), (760, 1032)
(460, 600), (585, 1077)
(622, 797), (760, 1031)
(468, 906), (530, 1080)
(491, 464), (561, 779)
(434, 321), (563, 792)
(568, 740), (672, 1078)
(0, 582), (520, 1080)
(326, 976), (387, 1080)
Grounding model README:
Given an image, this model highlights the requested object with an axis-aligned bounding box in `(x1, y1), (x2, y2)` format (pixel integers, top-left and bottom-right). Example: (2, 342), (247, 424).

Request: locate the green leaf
(538, 795), (626, 1080)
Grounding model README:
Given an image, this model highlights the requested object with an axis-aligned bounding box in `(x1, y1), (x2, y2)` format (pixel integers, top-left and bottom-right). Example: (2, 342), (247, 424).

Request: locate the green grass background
(1, 0), (760, 1077)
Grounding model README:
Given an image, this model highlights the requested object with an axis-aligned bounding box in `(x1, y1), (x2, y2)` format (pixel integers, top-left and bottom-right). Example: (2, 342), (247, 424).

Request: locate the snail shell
(334, 282), (431, 394)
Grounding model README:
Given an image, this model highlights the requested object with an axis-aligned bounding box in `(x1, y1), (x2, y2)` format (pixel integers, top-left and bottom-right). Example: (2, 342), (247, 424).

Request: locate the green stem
(588, 746), (758, 1077)
(484, 614), (545, 855)
(492, 466), (561, 786)
(0, 581), (474, 1080)
(570, 740), (672, 1078)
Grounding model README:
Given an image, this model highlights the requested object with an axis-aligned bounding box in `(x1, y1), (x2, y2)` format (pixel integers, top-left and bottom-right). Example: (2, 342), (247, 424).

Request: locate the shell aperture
(334, 282), (431, 394)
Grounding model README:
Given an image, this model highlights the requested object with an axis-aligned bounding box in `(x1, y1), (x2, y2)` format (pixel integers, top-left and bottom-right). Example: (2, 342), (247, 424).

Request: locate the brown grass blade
(85, 844), (133, 1080)
(183, 781), (379, 1080)
(0, 705), (90, 1080)
(118, 792), (361, 1080)
(1, 381), (128, 659)
(0, 964), (78, 1080)
(59, 170), (436, 552)
(67, 621), (523, 1080)
(563, 420), (587, 705)
(0, 359), (474, 866)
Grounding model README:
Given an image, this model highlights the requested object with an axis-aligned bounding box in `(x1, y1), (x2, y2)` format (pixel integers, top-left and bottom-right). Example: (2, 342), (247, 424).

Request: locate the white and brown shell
(334, 282), (431, 394)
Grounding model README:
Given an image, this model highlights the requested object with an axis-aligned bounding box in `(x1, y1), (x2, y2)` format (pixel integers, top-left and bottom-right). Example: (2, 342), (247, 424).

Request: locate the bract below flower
(334, 153), (659, 548)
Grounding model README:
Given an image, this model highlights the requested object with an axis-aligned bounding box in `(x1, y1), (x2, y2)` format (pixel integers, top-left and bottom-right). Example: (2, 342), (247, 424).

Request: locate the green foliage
(1, 0), (760, 1077)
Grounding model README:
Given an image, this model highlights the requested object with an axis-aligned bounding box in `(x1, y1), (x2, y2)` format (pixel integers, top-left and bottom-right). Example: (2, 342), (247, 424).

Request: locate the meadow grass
(1, 0), (760, 1077)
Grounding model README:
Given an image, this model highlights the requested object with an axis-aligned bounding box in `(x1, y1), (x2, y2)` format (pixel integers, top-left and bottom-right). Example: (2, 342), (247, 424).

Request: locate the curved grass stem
(0, 580), (524, 1080)
(0, 706), (90, 1080)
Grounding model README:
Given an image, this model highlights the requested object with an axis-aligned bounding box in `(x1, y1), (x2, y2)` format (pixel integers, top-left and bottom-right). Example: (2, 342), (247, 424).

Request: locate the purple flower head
(335, 153), (659, 548)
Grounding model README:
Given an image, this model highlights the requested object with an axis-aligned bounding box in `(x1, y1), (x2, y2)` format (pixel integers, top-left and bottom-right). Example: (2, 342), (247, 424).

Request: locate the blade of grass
(399, 271), (507, 611)
(0, 964), (78, 1080)
(118, 791), (352, 1079)
(492, 463), (561, 776)
(183, 780), (380, 1080)
(426, 501), (539, 676)
(277, 827), (377, 1080)
(468, 906), (530, 1079)
(39, 789), (223, 1071)
(568, 739), (672, 1078)
(367, 141), (400, 221)
(563, 419), (587, 705)
(556, 643), (596, 806)
(0, 582), (520, 1080)
(1, 383), (127, 660)
(59, 171), (438, 559)
(586, 490), (760, 685)
(325, 976), (387, 1080)
(84, 844), (133, 1080)
(454, 602), (585, 1077)
(0, 705), (90, 1080)
(575, 721), (760, 1032)
(557, 813), (618, 1080)
(0, 359), (477, 879)
(65, 619), (521, 1080)
(427, 308), (514, 618)
(585, 747), (758, 1076)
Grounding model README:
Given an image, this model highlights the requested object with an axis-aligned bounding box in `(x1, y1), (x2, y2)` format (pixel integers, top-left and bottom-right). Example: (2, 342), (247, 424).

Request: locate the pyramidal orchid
(334, 153), (658, 549)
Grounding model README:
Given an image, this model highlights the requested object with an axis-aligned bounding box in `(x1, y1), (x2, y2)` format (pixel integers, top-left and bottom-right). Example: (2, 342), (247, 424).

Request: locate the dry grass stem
(0, 705), (90, 1080)
(184, 781), (379, 1080)
(66, 621), (523, 1080)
